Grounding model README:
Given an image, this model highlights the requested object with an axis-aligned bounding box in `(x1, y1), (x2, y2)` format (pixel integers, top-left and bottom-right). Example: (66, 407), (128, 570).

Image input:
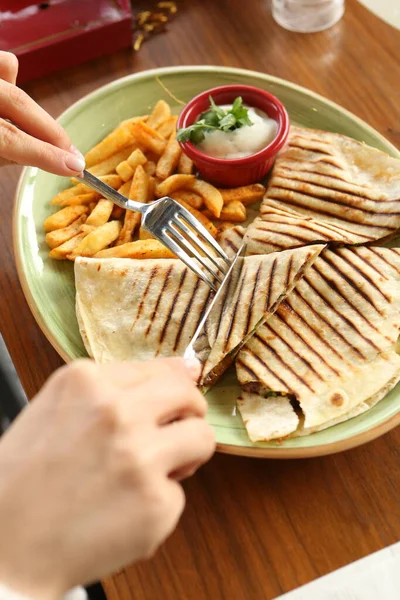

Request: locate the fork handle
(77, 170), (146, 214)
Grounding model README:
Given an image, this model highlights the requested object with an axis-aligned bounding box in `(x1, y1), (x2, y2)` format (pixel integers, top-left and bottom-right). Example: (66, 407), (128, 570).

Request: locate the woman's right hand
(0, 358), (215, 600)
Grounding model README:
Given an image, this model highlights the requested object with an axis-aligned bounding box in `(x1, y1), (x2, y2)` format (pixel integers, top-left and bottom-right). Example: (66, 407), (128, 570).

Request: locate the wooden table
(1, 1), (400, 598)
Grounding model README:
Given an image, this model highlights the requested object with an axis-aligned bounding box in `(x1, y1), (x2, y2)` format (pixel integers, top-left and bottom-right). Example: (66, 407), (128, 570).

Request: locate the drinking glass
(272, 0), (345, 33)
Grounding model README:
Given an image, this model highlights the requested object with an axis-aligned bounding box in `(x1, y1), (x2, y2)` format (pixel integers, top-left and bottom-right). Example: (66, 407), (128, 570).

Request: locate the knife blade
(184, 242), (247, 362)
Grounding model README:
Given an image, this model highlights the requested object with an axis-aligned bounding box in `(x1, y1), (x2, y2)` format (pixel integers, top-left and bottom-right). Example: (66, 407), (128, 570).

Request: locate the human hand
(0, 358), (215, 600)
(0, 51), (85, 175)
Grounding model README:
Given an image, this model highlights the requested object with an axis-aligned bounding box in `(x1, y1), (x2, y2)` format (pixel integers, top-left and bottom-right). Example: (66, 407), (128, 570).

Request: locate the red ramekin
(176, 84), (290, 188)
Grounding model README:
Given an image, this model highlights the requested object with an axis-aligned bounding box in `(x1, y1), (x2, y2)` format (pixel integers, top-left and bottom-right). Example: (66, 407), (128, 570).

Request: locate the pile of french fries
(44, 99), (266, 261)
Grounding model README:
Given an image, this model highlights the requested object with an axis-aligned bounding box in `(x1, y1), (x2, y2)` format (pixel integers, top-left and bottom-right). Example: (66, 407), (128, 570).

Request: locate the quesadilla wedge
(75, 258), (211, 362)
(245, 126), (400, 255)
(75, 244), (325, 383)
(236, 247), (400, 440)
(200, 244), (326, 387)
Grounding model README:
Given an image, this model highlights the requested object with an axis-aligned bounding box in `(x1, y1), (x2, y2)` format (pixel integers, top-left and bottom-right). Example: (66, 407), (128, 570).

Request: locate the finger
(0, 79), (71, 151)
(160, 417), (216, 475)
(97, 357), (202, 390)
(0, 119), (85, 176)
(0, 52), (19, 85)
(131, 372), (208, 424)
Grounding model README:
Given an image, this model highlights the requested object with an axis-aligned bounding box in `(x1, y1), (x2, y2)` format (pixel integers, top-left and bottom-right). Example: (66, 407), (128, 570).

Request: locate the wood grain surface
(1, 1), (400, 598)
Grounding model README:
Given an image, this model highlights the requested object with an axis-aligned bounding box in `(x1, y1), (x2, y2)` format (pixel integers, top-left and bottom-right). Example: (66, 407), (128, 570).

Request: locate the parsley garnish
(177, 96), (253, 144)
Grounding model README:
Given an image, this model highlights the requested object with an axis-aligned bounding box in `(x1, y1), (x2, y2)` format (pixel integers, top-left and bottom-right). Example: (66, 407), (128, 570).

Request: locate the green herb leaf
(176, 95), (252, 144)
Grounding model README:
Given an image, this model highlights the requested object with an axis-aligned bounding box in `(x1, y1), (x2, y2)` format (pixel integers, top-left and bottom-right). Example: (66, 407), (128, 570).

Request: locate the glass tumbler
(272, 0), (345, 33)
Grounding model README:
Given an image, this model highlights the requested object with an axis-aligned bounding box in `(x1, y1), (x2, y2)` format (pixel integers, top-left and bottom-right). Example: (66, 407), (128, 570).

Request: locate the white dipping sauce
(197, 105), (278, 159)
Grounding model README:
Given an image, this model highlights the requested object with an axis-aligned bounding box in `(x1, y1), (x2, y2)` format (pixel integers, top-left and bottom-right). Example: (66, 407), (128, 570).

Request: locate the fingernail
(65, 151), (85, 173)
(183, 356), (201, 379)
(69, 144), (82, 156)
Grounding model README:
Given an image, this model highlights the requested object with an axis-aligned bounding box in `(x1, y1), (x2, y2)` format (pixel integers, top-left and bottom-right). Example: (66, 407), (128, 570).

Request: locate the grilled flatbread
(245, 126), (400, 255)
(236, 247), (400, 440)
(75, 258), (211, 362)
(200, 244), (325, 386)
(75, 244), (324, 379)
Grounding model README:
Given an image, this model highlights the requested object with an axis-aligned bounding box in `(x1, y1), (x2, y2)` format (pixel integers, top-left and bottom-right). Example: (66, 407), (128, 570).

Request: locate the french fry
(143, 161), (156, 176)
(86, 199), (114, 227)
(115, 161), (135, 182)
(188, 179), (223, 219)
(127, 148), (148, 169)
(49, 232), (88, 260)
(139, 228), (154, 240)
(68, 221), (122, 259)
(117, 115), (148, 131)
(116, 165), (149, 245)
(84, 124), (136, 168)
(116, 148), (148, 181)
(156, 132), (181, 180)
(51, 184), (100, 205)
(219, 183), (265, 206)
(203, 200), (247, 223)
(111, 205), (125, 219)
(146, 100), (171, 130)
(118, 178), (133, 197)
(147, 176), (156, 203)
(156, 174), (195, 197)
(170, 190), (203, 210)
(173, 199), (218, 238)
(132, 121), (167, 155)
(45, 215), (87, 249)
(95, 239), (175, 259)
(88, 202), (98, 213)
(44, 205), (89, 232)
(79, 224), (97, 235)
(54, 175), (122, 206)
(157, 116), (178, 139)
(70, 146), (136, 183)
(59, 193), (98, 207)
(177, 152), (194, 174)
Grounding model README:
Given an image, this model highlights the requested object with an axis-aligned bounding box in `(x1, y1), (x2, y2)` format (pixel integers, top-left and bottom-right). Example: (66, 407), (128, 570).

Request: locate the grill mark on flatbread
(223, 272), (247, 352)
(322, 253), (384, 316)
(265, 257), (277, 311)
(285, 294), (351, 365)
(274, 168), (392, 203)
(172, 277), (202, 352)
(264, 319), (324, 382)
(158, 268), (188, 348)
(286, 255), (293, 289)
(276, 165), (365, 186)
(240, 347), (290, 390)
(291, 286), (365, 359)
(288, 142), (333, 156)
(249, 236), (282, 250)
(245, 262), (262, 335)
(274, 308), (341, 377)
(303, 273), (380, 354)
(252, 223), (331, 244)
(132, 265), (159, 332)
(312, 263), (390, 342)
(367, 247), (400, 274)
(269, 185), (400, 219)
(335, 249), (391, 302)
(267, 191), (397, 230)
(196, 288), (214, 333)
(145, 264), (174, 336)
(261, 209), (374, 241)
(235, 358), (259, 381)
(253, 333), (316, 392)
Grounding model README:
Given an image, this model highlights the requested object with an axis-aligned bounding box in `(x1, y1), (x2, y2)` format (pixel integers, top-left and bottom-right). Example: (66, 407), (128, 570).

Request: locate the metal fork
(76, 170), (231, 291)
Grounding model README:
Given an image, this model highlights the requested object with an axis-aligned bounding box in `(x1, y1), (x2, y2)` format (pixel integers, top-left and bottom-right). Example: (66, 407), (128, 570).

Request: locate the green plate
(13, 66), (400, 458)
